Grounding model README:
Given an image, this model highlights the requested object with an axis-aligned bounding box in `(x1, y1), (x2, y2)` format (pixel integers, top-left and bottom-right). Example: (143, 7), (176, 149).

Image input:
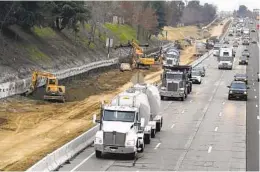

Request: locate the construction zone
(0, 19), (229, 171)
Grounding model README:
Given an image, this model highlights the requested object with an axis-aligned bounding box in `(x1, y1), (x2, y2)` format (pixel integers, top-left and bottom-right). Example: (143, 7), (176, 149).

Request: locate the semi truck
(218, 47), (234, 70)
(159, 65), (192, 101)
(94, 83), (163, 159)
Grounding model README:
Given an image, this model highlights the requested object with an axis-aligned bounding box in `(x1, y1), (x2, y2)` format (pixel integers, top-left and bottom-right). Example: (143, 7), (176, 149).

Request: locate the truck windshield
(219, 57), (232, 61)
(103, 110), (135, 122)
(166, 73), (182, 80)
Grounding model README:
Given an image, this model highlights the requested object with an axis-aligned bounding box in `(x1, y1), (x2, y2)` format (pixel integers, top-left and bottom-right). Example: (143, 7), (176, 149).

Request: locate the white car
(191, 71), (202, 84)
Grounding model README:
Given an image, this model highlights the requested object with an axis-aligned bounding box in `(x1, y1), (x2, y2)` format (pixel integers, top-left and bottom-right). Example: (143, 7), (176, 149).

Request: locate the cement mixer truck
(94, 83), (163, 159)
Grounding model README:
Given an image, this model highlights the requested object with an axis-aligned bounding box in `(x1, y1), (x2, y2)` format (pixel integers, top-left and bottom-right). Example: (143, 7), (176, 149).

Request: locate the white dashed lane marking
(154, 143), (161, 150)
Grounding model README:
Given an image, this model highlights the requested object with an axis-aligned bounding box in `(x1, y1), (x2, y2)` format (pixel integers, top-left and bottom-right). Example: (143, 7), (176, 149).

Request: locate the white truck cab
(94, 84), (163, 159)
(218, 47), (234, 70)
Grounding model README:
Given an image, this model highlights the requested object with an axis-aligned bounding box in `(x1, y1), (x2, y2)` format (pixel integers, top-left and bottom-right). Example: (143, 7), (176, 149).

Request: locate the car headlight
(126, 140), (135, 146)
(95, 137), (103, 144)
(244, 91), (247, 94)
(229, 91), (233, 94)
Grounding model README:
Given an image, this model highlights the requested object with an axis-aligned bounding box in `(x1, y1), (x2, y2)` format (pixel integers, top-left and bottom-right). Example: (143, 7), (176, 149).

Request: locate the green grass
(85, 24), (91, 31)
(104, 23), (137, 43)
(25, 46), (51, 62)
(32, 26), (56, 38)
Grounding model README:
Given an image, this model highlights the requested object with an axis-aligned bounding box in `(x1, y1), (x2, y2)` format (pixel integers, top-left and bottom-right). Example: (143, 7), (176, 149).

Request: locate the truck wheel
(228, 95), (231, 100)
(137, 139), (144, 153)
(245, 97), (248, 101)
(160, 96), (164, 100)
(151, 129), (156, 138)
(181, 96), (185, 101)
(144, 133), (151, 144)
(95, 150), (102, 158)
(156, 122), (161, 132)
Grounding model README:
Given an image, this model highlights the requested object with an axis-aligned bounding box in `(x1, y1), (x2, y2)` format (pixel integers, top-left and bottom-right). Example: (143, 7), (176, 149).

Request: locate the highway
(246, 27), (259, 171)
(57, 32), (259, 171)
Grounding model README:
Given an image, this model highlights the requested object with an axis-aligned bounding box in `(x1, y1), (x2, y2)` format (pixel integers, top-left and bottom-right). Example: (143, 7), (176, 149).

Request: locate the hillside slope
(0, 24), (161, 83)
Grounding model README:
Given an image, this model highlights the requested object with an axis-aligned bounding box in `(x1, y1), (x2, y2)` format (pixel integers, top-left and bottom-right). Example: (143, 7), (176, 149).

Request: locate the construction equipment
(115, 40), (155, 70)
(25, 71), (66, 102)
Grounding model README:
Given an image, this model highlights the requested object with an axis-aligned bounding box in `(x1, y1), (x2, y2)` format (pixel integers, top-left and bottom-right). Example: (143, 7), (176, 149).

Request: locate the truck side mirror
(227, 86), (230, 88)
(140, 118), (145, 128)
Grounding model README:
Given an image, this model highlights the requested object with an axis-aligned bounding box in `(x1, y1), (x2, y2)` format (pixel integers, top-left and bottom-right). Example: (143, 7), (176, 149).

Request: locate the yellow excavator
(115, 40), (155, 70)
(25, 71), (66, 102)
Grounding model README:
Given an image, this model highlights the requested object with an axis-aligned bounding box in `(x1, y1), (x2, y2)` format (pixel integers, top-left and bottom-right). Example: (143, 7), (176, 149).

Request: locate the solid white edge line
(190, 100), (193, 103)
(222, 102), (225, 105)
(70, 152), (95, 172)
(254, 89), (256, 91)
(154, 143), (161, 149)
(257, 116), (259, 120)
(208, 146), (212, 153)
(255, 96), (257, 99)
(219, 112), (222, 116)
(181, 110), (185, 114)
(256, 104), (258, 108)
(214, 127), (218, 132)
(171, 124), (175, 128)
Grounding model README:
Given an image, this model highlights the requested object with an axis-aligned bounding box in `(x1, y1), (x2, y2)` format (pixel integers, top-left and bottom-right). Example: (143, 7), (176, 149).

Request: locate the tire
(181, 96), (185, 101)
(156, 122), (161, 132)
(228, 95), (231, 100)
(137, 139), (144, 153)
(95, 150), (102, 158)
(199, 81), (201, 84)
(151, 129), (156, 138)
(160, 96), (164, 100)
(144, 133), (151, 144)
(245, 97), (248, 101)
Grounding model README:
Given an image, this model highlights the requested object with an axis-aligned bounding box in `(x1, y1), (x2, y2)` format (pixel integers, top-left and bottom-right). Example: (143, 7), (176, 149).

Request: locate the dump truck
(25, 71), (66, 102)
(159, 65), (192, 101)
(94, 77), (163, 159)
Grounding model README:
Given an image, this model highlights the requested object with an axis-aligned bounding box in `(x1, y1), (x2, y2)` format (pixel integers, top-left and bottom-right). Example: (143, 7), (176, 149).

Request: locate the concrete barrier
(26, 23), (231, 172)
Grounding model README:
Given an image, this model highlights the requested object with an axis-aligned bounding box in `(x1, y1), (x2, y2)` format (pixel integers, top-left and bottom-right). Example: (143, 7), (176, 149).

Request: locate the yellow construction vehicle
(115, 40), (155, 70)
(25, 71), (66, 102)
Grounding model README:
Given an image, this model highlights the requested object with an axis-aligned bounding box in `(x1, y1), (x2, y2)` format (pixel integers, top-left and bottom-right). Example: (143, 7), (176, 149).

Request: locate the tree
(140, 7), (158, 38)
(50, 2), (91, 31)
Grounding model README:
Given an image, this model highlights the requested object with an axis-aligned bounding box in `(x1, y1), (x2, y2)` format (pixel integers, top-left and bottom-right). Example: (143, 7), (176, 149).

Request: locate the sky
(198, 0), (260, 11)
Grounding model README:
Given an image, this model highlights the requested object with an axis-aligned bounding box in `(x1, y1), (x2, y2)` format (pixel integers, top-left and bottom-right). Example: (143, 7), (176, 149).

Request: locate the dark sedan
(234, 73), (248, 84)
(238, 56), (248, 65)
(227, 81), (249, 101)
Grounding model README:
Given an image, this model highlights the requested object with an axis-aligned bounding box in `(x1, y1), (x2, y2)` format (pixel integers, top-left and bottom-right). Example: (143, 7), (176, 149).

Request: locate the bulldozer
(25, 71), (66, 102)
(115, 40), (155, 71)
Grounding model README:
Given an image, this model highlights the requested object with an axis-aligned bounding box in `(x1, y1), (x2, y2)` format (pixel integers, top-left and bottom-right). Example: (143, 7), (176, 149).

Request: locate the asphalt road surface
(58, 36), (253, 171)
(245, 26), (259, 171)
